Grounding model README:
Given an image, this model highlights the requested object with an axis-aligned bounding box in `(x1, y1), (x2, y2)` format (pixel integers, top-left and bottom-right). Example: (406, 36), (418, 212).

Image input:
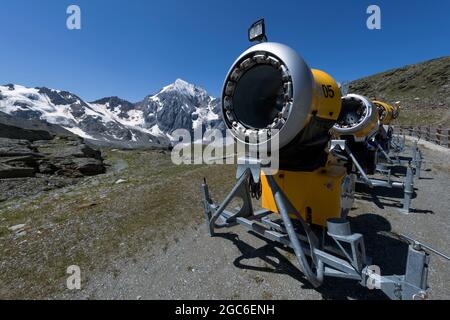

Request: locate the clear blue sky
(0, 0), (449, 102)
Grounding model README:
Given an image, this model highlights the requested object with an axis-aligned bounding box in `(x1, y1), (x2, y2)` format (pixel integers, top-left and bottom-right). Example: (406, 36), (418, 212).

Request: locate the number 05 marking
(322, 85), (335, 98)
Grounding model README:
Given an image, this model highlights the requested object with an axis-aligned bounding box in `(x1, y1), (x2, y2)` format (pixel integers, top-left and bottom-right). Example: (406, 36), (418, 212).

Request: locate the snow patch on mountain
(161, 79), (205, 97)
(0, 79), (223, 147)
(63, 126), (97, 140)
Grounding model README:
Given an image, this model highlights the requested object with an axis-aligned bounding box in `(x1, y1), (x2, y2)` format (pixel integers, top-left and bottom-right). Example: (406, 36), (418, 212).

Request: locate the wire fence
(393, 125), (450, 148)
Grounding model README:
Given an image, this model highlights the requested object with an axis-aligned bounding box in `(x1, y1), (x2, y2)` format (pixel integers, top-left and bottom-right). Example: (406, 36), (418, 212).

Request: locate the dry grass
(0, 149), (236, 299)
(396, 108), (450, 127)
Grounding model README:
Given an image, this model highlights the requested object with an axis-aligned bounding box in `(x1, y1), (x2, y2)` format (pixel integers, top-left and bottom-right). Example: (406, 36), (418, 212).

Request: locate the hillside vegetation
(349, 56), (450, 126)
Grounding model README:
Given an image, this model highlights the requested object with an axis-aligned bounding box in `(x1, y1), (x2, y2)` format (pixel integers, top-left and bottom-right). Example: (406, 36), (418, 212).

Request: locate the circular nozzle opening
(332, 94), (379, 139)
(232, 64), (285, 129)
(222, 42), (315, 149)
(336, 96), (367, 128)
(222, 50), (294, 144)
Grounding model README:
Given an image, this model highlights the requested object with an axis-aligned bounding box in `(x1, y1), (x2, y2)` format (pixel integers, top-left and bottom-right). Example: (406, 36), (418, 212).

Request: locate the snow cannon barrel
(392, 101), (400, 119)
(222, 42), (342, 159)
(332, 94), (380, 142)
(373, 100), (395, 125)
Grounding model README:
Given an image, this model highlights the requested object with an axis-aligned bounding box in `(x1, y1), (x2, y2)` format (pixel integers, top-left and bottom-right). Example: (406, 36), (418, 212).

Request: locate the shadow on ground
(214, 213), (413, 300)
(356, 177), (434, 214)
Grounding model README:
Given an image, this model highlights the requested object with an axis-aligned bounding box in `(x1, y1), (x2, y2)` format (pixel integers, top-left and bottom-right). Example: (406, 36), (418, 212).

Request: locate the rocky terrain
(349, 56), (450, 126)
(0, 114), (107, 202)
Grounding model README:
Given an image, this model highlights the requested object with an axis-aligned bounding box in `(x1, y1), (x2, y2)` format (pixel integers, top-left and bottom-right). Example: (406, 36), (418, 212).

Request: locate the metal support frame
(202, 168), (254, 237)
(390, 134), (406, 154)
(376, 142), (394, 165)
(330, 140), (414, 213)
(381, 137), (422, 181)
(201, 161), (430, 300)
(377, 140), (408, 167)
(399, 165), (415, 214)
(377, 135), (421, 175)
(411, 140), (422, 179)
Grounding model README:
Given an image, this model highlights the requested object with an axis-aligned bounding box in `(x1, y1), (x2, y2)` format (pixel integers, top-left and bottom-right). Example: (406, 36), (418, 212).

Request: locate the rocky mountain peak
(158, 78), (209, 99)
(91, 96), (133, 107)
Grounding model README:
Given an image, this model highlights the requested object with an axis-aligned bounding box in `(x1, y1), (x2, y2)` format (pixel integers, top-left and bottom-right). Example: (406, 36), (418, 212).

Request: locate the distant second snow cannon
(332, 94), (379, 142)
(222, 42), (341, 167)
(373, 100), (395, 125)
(393, 101), (401, 119)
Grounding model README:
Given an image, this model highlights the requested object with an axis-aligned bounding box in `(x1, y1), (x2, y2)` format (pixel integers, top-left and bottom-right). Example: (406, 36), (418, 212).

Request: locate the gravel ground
(63, 143), (450, 300)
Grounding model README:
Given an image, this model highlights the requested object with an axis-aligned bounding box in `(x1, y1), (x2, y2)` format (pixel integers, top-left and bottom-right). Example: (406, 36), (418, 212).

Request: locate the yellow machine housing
(353, 117), (379, 139)
(310, 69), (342, 121)
(392, 102), (400, 119)
(259, 70), (348, 228)
(332, 94), (380, 142)
(261, 160), (349, 227)
(373, 100), (395, 125)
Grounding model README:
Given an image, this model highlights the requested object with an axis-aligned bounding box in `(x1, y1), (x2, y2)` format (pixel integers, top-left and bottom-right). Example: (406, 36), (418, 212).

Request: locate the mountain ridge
(0, 79), (223, 148)
(2, 56), (448, 145)
(349, 56), (449, 125)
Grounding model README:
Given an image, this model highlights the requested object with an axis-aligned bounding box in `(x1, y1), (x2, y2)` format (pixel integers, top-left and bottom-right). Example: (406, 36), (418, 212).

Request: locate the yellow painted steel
(311, 69), (342, 120)
(259, 70), (346, 228)
(353, 114), (379, 139)
(392, 102), (400, 119)
(261, 162), (347, 227)
(373, 100), (395, 125)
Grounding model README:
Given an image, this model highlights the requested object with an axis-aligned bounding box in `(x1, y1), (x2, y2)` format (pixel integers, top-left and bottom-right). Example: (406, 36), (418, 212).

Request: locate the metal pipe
(345, 146), (373, 187)
(201, 178), (213, 235)
(400, 234), (450, 261)
(208, 169), (250, 235)
(377, 143), (394, 164)
(401, 164), (414, 214)
(369, 179), (404, 189)
(266, 175), (323, 287)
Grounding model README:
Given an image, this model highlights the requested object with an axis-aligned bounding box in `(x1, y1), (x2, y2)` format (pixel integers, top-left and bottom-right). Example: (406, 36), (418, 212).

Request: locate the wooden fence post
(448, 129), (450, 148)
(392, 124), (449, 149)
(436, 125), (441, 146)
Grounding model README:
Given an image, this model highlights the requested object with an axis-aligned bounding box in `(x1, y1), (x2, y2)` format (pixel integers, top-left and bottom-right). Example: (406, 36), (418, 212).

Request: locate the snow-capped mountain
(136, 79), (222, 135)
(0, 79), (223, 147)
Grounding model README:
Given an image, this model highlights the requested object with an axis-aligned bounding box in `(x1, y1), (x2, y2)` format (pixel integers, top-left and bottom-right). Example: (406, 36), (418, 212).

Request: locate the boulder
(0, 123), (53, 142)
(37, 161), (57, 175)
(71, 158), (106, 176)
(53, 144), (102, 160)
(0, 163), (35, 179)
(0, 138), (42, 157)
(0, 155), (39, 167)
(0, 136), (106, 179)
(55, 158), (105, 177)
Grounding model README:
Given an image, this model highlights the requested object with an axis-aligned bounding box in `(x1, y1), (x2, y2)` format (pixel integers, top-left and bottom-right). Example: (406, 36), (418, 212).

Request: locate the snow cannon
(330, 94), (416, 212)
(393, 101), (401, 119)
(332, 94), (380, 142)
(222, 41), (353, 225)
(222, 42), (341, 170)
(373, 100), (397, 153)
(373, 100), (395, 125)
(201, 19), (431, 300)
